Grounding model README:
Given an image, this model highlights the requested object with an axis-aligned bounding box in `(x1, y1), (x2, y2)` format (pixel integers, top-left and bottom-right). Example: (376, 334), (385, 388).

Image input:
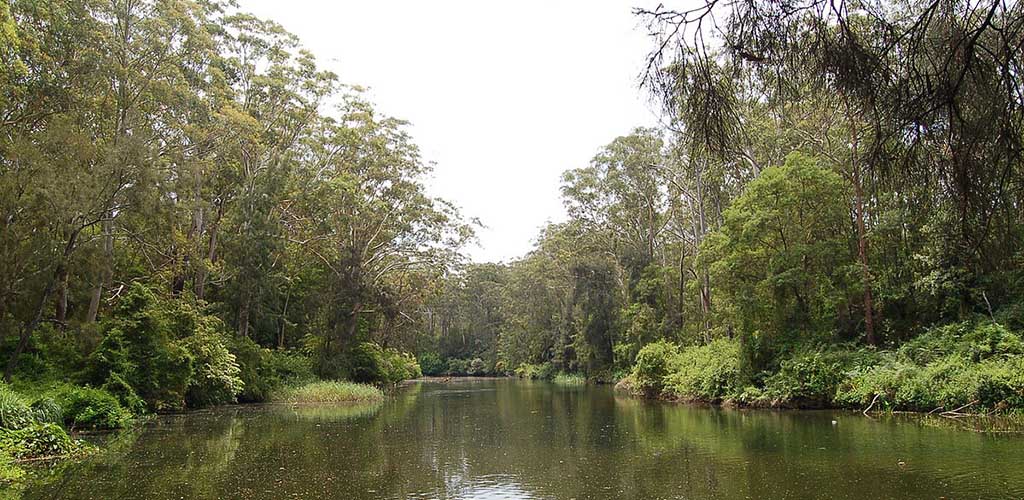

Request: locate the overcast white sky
(239, 0), (662, 262)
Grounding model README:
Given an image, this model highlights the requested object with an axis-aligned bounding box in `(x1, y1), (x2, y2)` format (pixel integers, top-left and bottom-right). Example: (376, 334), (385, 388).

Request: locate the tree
(701, 153), (855, 372)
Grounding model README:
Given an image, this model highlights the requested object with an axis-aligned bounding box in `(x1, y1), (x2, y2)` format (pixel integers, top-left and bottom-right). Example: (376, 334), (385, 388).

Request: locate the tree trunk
(277, 290), (290, 349)
(846, 98), (878, 346)
(195, 200), (223, 300)
(86, 217), (114, 323)
(54, 263), (68, 327)
(4, 276), (57, 381)
(238, 291), (250, 338)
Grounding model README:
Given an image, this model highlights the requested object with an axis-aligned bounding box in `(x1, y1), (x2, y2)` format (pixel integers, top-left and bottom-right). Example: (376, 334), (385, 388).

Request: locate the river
(23, 378), (1024, 499)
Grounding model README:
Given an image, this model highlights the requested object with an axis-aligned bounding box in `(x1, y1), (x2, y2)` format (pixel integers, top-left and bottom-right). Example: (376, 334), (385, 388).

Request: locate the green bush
(631, 340), (680, 397)
(418, 352), (445, 376)
(760, 350), (858, 407)
(0, 385), (34, 430)
(181, 331), (243, 408)
(100, 372), (147, 415)
(838, 353), (1024, 412)
(53, 386), (131, 430)
(344, 342), (420, 385)
(84, 283), (193, 411)
(266, 350), (315, 388)
(513, 362), (556, 380)
(0, 423), (84, 459)
(447, 358), (470, 376)
(898, 321), (1022, 364)
(3, 323), (86, 385)
(0, 385), (64, 430)
(230, 337), (314, 403)
(468, 358), (487, 376)
(664, 339), (742, 402)
(382, 348), (422, 383)
(29, 397), (63, 426)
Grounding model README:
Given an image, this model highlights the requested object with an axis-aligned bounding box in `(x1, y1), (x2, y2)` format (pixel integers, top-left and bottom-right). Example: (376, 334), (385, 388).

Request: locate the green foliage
(0, 385), (34, 430)
(631, 340), (680, 397)
(832, 321), (1024, 412)
(445, 358), (471, 376)
(28, 398), (63, 426)
(229, 336), (314, 403)
(468, 358), (487, 376)
(181, 331), (243, 408)
(84, 284), (193, 411)
(271, 381), (384, 403)
(760, 349), (878, 407)
(899, 321), (1023, 364)
(99, 373), (147, 416)
(553, 373), (586, 386)
(52, 386), (131, 430)
(514, 362), (556, 380)
(0, 448), (25, 484)
(0, 423), (85, 459)
(703, 154), (854, 373)
(663, 339), (742, 402)
(345, 342), (420, 385)
(417, 352), (445, 376)
(0, 386), (63, 431)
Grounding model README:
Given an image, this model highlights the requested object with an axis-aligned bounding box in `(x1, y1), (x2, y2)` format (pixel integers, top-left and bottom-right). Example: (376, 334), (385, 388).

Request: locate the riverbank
(0, 377), (388, 491)
(18, 378), (1024, 499)
(620, 321), (1024, 417)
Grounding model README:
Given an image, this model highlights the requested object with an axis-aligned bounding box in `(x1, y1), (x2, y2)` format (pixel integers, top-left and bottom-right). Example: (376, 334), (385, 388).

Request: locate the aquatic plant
(271, 380), (384, 403)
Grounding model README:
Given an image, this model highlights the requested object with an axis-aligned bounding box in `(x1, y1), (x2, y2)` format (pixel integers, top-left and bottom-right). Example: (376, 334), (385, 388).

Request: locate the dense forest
(1, 0), (1024, 482)
(425, 0), (1024, 413)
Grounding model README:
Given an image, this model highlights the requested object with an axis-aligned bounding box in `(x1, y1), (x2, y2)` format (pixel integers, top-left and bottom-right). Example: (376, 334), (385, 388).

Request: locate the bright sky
(239, 0), (662, 262)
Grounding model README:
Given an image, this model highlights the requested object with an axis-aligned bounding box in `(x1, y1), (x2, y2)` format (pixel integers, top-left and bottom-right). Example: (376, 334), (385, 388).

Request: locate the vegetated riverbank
(0, 378), (389, 489)
(618, 320), (1024, 420)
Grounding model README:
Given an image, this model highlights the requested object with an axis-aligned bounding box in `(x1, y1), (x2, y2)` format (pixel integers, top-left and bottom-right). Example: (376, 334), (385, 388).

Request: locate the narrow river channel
(25, 379), (1024, 499)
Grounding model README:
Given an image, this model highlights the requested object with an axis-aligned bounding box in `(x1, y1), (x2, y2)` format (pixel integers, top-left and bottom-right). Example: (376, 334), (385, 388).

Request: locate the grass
(271, 380), (384, 403)
(553, 373), (586, 386)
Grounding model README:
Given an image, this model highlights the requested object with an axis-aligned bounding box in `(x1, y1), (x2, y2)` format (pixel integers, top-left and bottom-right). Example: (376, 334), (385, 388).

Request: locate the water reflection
(23, 379), (1024, 499)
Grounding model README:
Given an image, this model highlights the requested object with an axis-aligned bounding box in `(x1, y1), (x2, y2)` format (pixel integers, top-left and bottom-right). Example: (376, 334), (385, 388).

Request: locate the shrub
(380, 348), (422, 383)
(418, 352), (446, 376)
(631, 340), (680, 397)
(514, 362), (556, 380)
(664, 339), (742, 402)
(345, 342), (421, 385)
(181, 331), (243, 408)
(836, 353), (1024, 412)
(84, 283), (193, 411)
(0, 385), (34, 430)
(468, 358), (487, 376)
(230, 338), (315, 403)
(761, 350), (854, 407)
(898, 321), (1022, 364)
(272, 380), (384, 403)
(53, 386), (131, 430)
(447, 358), (470, 376)
(29, 397), (63, 426)
(100, 372), (147, 415)
(0, 423), (84, 459)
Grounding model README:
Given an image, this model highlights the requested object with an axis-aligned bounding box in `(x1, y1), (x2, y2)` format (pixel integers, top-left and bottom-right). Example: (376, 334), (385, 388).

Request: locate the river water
(24, 379), (1024, 499)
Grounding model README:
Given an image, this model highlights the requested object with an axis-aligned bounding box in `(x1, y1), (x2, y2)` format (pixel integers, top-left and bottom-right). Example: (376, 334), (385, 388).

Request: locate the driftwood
(940, 400), (979, 417)
(862, 393), (880, 415)
(14, 454), (74, 463)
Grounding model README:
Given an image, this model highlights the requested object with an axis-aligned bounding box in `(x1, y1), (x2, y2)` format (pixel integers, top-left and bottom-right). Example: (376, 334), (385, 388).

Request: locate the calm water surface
(24, 379), (1024, 499)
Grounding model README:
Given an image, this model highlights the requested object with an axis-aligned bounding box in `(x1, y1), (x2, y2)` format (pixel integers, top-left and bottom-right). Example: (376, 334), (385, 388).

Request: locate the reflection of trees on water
(24, 380), (1024, 499)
